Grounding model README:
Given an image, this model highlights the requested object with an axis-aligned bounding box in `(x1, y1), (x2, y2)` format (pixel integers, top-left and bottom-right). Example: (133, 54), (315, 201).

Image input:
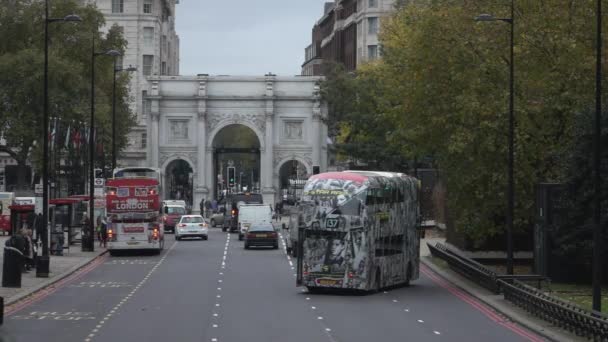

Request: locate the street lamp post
(83, 39), (121, 253)
(592, 0), (603, 313)
(40, 0), (81, 277)
(111, 62), (137, 173)
(476, 0), (515, 275)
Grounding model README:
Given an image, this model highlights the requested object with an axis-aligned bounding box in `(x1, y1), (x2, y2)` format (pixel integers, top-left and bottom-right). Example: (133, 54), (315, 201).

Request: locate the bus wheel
(404, 263), (412, 287)
(375, 269), (382, 293)
(108, 250), (116, 257)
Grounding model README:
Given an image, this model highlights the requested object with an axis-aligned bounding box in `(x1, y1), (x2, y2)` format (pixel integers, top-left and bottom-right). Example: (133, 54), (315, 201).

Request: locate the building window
(369, 0), (378, 7)
(161, 61), (167, 75)
(143, 0), (153, 14)
(142, 90), (150, 117)
(141, 133), (147, 149)
(368, 17), (379, 34)
(111, 0), (124, 13)
(143, 27), (154, 46)
(143, 55), (154, 75)
(368, 45), (378, 60)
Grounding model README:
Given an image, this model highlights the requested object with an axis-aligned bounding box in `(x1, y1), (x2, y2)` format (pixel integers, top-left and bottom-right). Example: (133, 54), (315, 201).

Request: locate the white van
(237, 204), (273, 240)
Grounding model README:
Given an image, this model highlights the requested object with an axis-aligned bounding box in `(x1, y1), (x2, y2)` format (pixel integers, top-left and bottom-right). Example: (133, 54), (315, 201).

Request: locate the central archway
(212, 124), (261, 199)
(165, 159), (194, 210)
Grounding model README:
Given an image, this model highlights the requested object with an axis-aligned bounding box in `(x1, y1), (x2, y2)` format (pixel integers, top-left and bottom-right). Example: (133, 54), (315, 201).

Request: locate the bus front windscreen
(302, 176), (367, 219)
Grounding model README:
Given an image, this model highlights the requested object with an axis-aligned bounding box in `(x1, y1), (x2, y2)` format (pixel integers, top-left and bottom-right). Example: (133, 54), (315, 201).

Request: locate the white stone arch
(207, 120), (265, 149)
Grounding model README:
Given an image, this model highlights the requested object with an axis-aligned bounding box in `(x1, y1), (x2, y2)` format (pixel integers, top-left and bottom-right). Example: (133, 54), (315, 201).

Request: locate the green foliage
(0, 0), (135, 188)
(322, 0), (606, 243)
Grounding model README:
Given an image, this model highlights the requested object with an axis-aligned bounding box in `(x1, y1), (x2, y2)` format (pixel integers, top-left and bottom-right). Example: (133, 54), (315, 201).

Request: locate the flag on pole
(50, 118), (57, 151)
(64, 124), (71, 149)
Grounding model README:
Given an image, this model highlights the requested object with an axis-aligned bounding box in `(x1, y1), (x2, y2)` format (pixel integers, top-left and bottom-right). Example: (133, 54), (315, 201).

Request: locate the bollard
(0, 296), (3, 326)
(2, 246), (23, 288)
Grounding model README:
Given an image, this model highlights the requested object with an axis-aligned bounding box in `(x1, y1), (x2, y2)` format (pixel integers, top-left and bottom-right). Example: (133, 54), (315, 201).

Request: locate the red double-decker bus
(105, 168), (164, 255)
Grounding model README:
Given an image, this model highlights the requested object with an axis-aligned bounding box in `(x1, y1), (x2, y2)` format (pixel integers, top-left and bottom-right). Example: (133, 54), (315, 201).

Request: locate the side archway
(276, 158), (311, 205)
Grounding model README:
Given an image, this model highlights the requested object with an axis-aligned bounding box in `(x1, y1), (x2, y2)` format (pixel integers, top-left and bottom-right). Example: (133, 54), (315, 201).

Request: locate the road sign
(94, 178), (105, 187)
(35, 184), (43, 194)
(35, 197), (43, 215)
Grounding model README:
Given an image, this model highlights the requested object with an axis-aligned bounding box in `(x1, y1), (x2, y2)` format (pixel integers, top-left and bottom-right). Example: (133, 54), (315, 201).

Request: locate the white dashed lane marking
(83, 241), (178, 341)
(279, 232), (339, 342)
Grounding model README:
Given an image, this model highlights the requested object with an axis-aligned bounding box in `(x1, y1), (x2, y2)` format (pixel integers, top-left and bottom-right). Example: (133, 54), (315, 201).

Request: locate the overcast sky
(175, 1), (330, 76)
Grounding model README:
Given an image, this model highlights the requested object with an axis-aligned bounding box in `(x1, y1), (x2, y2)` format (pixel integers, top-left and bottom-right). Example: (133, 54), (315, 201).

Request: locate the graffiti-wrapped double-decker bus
(296, 171), (422, 292)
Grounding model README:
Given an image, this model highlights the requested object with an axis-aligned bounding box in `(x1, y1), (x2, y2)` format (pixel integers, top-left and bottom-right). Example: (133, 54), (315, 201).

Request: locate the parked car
(175, 215), (209, 241)
(243, 223), (278, 249)
(238, 204), (272, 241)
(161, 204), (187, 233)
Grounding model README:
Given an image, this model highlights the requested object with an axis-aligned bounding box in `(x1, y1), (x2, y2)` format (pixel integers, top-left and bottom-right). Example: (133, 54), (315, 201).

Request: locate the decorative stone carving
(273, 150), (313, 170)
(159, 151), (197, 170)
(283, 121), (303, 140)
(207, 114), (222, 133)
(207, 113), (266, 133)
(197, 110), (207, 121)
(150, 111), (160, 121)
(169, 120), (189, 139)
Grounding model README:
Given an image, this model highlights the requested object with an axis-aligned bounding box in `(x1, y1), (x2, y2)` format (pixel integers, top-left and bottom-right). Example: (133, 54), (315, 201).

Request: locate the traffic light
(228, 167), (235, 187)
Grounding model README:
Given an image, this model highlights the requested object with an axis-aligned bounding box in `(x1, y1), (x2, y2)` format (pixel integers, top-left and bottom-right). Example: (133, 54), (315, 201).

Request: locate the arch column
(312, 83), (322, 168)
(205, 147), (214, 199)
(150, 112), (160, 167)
(261, 74), (276, 204)
(149, 80), (161, 168)
(193, 77), (209, 213)
(193, 112), (209, 213)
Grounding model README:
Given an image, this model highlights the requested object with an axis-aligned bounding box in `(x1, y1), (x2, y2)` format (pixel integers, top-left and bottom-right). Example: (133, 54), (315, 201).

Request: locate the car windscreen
(249, 225), (274, 232)
(166, 207), (186, 215)
(181, 216), (203, 223)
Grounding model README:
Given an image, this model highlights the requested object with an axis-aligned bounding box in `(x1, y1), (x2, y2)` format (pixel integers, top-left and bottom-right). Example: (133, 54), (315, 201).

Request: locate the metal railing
(499, 279), (608, 341)
(428, 242), (607, 340)
(427, 242), (500, 293)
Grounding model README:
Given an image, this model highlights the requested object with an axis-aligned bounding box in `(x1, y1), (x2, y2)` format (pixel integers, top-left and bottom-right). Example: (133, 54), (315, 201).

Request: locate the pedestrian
(81, 212), (91, 242)
(21, 228), (33, 272)
(26, 228), (36, 269)
(200, 198), (205, 216)
(5, 229), (26, 272)
(211, 199), (218, 213)
(98, 218), (108, 248)
(96, 215), (103, 243)
(205, 199), (212, 218)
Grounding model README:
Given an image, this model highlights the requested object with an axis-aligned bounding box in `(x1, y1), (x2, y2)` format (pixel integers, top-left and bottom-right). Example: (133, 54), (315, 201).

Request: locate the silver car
(175, 215), (209, 241)
(209, 211), (225, 228)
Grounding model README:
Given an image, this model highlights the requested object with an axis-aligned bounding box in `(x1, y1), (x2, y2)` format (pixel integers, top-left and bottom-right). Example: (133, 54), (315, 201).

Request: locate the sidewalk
(0, 235), (107, 305)
(421, 231), (583, 342)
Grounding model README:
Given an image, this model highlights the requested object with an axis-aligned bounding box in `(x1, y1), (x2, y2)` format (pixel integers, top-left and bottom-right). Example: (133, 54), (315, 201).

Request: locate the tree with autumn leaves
(322, 0), (607, 245)
(0, 0), (136, 190)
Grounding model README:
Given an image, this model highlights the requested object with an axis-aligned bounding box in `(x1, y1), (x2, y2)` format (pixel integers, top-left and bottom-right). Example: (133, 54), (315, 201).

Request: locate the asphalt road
(0, 228), (545, 342)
